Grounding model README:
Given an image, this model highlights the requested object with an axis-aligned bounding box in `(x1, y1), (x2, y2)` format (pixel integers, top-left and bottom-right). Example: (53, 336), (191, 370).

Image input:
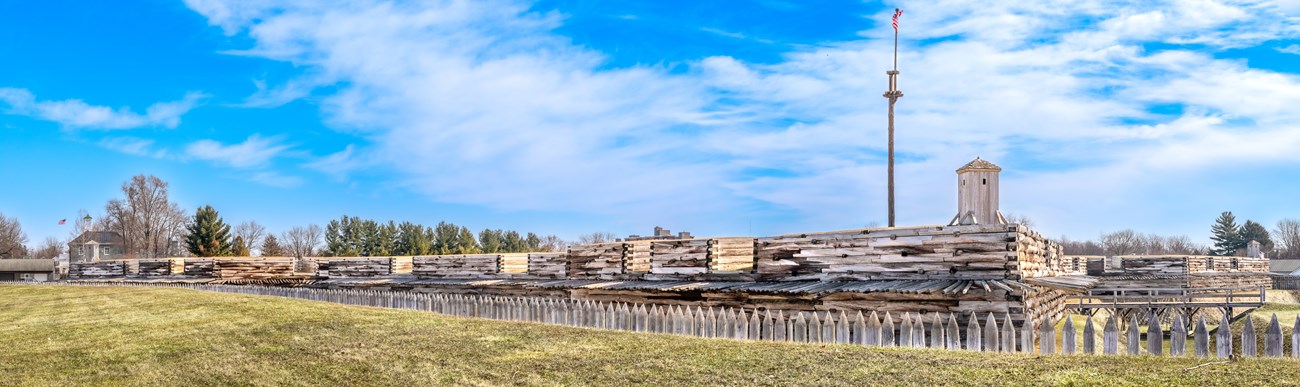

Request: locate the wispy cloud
(0, 88), (204, 129)
(98, 137), (169, 158)
(1278, 44), (1300, 55)
(700, 27), (774, 44)
(184, 0), (1300, 238)
(186, 134), (289, 169)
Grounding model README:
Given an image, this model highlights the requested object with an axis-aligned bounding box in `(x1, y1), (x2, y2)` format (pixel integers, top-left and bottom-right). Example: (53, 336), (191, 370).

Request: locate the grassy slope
(1, 286), (1298, 386)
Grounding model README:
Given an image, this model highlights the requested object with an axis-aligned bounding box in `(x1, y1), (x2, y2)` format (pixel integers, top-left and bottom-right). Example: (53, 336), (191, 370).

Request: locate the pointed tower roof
(956, 157), (1001, 173)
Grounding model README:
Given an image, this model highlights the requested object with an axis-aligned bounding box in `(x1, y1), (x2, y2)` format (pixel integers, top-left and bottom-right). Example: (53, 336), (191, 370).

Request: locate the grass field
(2, 285), (1299, 386)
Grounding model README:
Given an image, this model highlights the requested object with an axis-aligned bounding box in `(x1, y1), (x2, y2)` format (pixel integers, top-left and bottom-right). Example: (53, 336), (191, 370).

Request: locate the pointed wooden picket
(775, 311), (788, 342)
(1170, 314), (1186, 357)
(821, 312), (836, 344)
(793, 313), (808, 342)
(853, 311), (867, 345)
(1242, 316), (1257, 358)
(1001, 314), (1016, 353)
(900, 313), (913, 347)
(1216, 314), (1232, 359)
(983, 313), (998, 352)
(837, 311), (850, 345)
(931, 313), (945, 348)
(1195, 316), (1210, 358)
(1147, 312), (1163, 356)
(866, 311), (881, 346)
(912, 313), (926, 348)
(747, 309), (760, 340)
(1125, 315), (1140, 355)
(762, 311), (775, 341)
(1265, 314), (1283, 357)
(1103, 315), (1118, 355)
(1022, 319), (1036, 354)
(1039, 317), (1055, 355)
(945, 314), (961, 350)
(1062, 316), (1076, 355)
(1083, 316), (1096, 355)
(1292, 316), (1300, 358)
(966, 314), (981, 351)
(882, 312), (896, 347)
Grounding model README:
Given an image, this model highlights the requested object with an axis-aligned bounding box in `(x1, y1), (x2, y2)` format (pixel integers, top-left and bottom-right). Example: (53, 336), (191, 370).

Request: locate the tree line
(1057, 211), (1300, 259)
(0, 174), (569, 260)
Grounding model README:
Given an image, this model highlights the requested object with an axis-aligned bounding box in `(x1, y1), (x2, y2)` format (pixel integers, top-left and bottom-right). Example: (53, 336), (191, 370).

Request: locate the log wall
(413, 254), (501, 278)
(183, 259), (214, 277)
(69, 261), (126, 278)
(566, 243), (627, 279)
(500, 253), (528, 274)
(137, 259), (181, 277)
(753, 225), (1025, 281)
(319, 257), (393, 277)
(214, 258), (294, 280)
(527, 253), (566, 279)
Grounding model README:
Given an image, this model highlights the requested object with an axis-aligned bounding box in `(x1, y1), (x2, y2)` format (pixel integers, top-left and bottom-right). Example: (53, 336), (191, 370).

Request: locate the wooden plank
(1039, 316), (1055, 354)
(1147, 312), (1163, 356)
(1265, 314), (1283, 357)
(1103, 316), (1118, 355)
(1217, 314), (1232, 358)
(1170, 314), (1186, 357)
(1061, 316), (1075, 355)
(1241, 316), (1257, 358)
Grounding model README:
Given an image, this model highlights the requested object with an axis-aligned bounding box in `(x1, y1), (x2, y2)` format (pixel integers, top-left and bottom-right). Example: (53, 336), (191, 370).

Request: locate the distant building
(68, 231), (126, 263)
(623, 226), (693, 242)
(0, 259), (56, 282)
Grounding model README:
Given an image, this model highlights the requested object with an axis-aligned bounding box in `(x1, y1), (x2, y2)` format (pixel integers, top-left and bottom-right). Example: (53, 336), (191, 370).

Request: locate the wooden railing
(9, 282), (1297, 359)
(1068, 286), (1266, 310)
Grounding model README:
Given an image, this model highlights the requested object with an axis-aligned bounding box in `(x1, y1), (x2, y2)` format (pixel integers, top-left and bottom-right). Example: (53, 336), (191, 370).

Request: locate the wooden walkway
(1066, 286), (1266, 325)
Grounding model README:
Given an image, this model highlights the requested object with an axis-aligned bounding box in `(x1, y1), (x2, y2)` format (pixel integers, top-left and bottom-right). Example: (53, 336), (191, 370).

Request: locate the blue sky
(3, 0), (1300, 248)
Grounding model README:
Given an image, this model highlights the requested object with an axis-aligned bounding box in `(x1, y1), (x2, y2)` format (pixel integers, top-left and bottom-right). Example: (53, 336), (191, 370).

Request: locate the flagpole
(884, 9), (903, 228)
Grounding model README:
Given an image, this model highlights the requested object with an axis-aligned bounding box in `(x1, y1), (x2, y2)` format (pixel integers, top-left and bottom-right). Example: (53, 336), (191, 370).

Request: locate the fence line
(7, 282), (1298, 359)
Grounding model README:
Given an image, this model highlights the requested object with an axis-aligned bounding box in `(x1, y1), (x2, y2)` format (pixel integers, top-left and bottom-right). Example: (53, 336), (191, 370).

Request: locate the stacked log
(136, 259), (180, 277)
(1118, 257), (1188, 275)
(626, 241), (651, 273)
(710, 237), (756, 272)
(500, 253), (529, 274)
(754, 225), (1018, 281)
(650, 239), (709, 276)
(183, 259), (215, 277)
(413, 255), (500, 278)
(1015, 227), (1072, 278)
(69, 261), (126, 278)
(214, 258), (294, 279)
(391, 257), (413, 274)
(567, 243), (627, 279)
(319, 258), (391, 277)
(527, 253), (566, 279)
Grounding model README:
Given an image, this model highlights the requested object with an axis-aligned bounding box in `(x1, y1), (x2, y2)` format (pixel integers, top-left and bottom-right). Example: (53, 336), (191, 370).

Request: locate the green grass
(2, 285), (1299, 386)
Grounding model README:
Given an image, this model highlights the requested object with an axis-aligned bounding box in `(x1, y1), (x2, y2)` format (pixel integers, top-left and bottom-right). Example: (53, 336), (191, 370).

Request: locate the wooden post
(867, 311), (882, 346)
(1062, 316), (1076, 355)
(775, 311), (788, 342)
(1195, 316), (1210, 358)
(1126, 315), (1141, 355)
(882, 312), (896, 347)
(809, 312), (823, 343)
(1083, 316), (1096, 355)
(1292, 316), (1300, 358)
(837, 311), (850, 345)
(1103, 315), (1118, 355)
(911, 312), (926, 348)
(1022, 319), (1036, 354)
(946, 314), (961, 350)
(794, 313), (808, 343)
(966, 314), (981, 351)
(854, 311), (868, 346)
(762, 311), (775, 341)
(1242, 316), (1257, 358)
(1265, 314), (1283, 357)
(1001, 314), (1016, 353)
(1147, 311), (1163, 356)
(931, 312), (945, 348)
(983, 313), (998, 352)
(1217, 314), (1232, 359)
(747, 309), (760, 340)
(899, 313), (912, 347)
(1039, 317), (1055, 355)
(1170, 314), (1186, 357)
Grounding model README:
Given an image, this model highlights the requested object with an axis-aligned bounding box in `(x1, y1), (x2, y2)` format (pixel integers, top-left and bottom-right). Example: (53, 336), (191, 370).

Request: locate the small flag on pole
(58, 219), (66, 225)
(892, 8), (904, 32)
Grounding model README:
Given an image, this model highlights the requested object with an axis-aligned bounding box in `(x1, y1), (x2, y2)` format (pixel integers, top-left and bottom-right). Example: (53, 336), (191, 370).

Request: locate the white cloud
(0, 88), (204, 129)
(98, 137), (169, 158)
(1278, 44), (1300, 54)
(186, 134), (289, 168)
(250, 171), (305, 188)
(186, 0), (1300, 238)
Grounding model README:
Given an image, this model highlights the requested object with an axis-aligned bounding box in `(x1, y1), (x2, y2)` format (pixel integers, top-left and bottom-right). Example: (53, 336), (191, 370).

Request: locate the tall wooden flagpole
(884, 8), (903, 227)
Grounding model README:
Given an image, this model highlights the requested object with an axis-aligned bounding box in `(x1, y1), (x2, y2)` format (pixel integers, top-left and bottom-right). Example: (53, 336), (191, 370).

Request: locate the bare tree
(1163, 235), (1203, 255)
(104, 175), (188, 258)
(0, 213), (28, 259)
(283, 224), (323, 258)
(576, 232), (617, 245)
(1058, 235), (1104, 255)
(1003, 213), (1034, 228)
(539, 235), (568, 252)
(1100, 229), (1141, 256)
(1274, 219), (1300, 260)
(234, 221), (267, 256)
(30, 236), (64, 260)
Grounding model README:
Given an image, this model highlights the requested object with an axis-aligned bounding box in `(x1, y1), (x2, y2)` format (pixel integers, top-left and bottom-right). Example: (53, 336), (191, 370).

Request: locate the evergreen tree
(504, 230), (525, 252)
(433, 221), (460, 255)
(185, 205), (231, 257)
(525, 232), (542, 252)
(1240, 220), (1274, 255)
(1210, 211), (1243, 256)
(456, 226), (480, 254)
(395, 221), (432, 255)
(479, 229), (502, 253)
(261, 234), (285, 256)
(232, 235), (250, 256)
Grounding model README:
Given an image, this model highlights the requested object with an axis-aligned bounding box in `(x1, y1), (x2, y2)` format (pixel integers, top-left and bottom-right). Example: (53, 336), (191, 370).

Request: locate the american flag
(892, 8), (903, 32)
(58, 219), (66, 225)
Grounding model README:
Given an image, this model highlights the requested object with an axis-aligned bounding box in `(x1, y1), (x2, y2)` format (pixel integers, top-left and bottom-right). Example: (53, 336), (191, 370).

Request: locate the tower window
(982, 178), (987, 185)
